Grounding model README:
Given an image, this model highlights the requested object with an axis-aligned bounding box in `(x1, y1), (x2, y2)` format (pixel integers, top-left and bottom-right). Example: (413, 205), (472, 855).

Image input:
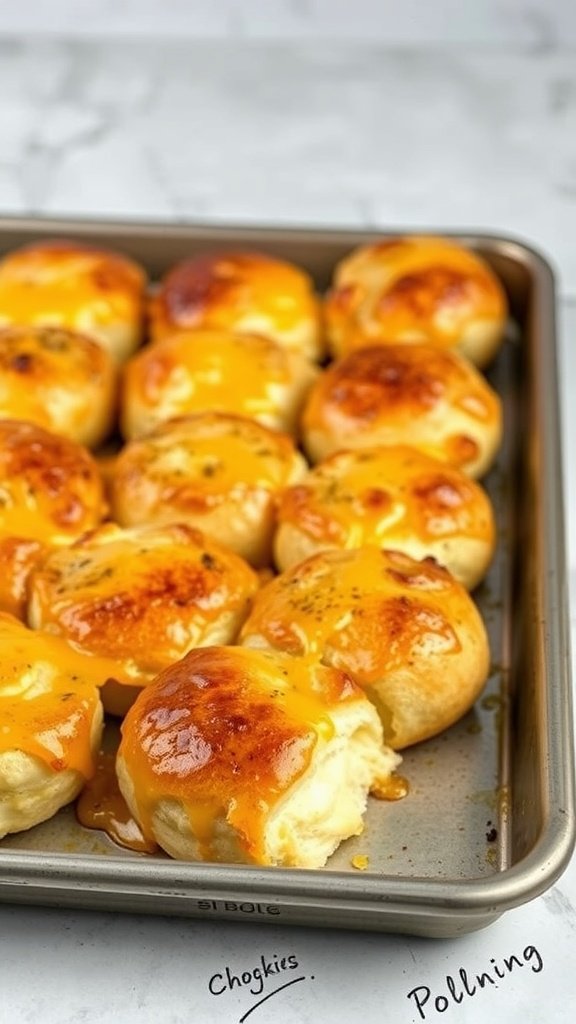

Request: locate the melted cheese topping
(121, 328), (317, 439)
(302, 343), (501, 476)
(150, 251), (322, 356)
(278, 445), (494, 546)
(241, 546), (490, 748)
(29, 523), (259, 684)
(0, 420), (107, 545)
(0, 325), (116, 446)
(118, 646), (358, 861)
(325, 235), (507, 358)
(112, 413), (306, 521)
(0, 241), (145, 339)
(241, 547), (464, 679)
(0, 613), (103, 779)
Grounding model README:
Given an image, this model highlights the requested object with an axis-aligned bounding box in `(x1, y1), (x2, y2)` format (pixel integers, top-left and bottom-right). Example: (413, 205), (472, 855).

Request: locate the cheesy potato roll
(274, 445), (495, 589)
(325, 235), (507, 367)
(117, 645), (400, 868)
(150, 251), (323, 361)
(302, 343), (502, 478)
(28, 522), (259, 716)
(121, 328), (317, 440)
(0, 325), (116, 448)
(0, 240), (146, 363)
(241, 547), (490, 749)
(111, 413), (308, 566)
(0, 613), (103, 839)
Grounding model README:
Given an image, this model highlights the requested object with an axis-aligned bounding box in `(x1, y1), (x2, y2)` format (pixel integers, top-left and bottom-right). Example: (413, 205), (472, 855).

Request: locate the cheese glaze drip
(76, 751), (158, 853)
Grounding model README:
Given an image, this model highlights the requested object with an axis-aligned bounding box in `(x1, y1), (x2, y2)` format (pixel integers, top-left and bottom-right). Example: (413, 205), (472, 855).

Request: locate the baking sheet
(0, 218), (573, 935)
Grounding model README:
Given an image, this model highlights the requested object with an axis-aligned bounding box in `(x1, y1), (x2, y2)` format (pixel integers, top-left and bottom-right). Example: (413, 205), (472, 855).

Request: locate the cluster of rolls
(0, 235), (507, 868)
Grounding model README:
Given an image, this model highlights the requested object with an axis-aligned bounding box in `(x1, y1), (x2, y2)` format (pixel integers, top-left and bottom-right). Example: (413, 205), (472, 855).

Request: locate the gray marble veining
(0, 0), (575, 47)
(1, 39), (576, 296)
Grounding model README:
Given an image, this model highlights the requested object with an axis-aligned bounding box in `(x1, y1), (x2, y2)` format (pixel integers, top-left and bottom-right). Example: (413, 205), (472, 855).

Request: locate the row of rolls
(0, 234), (506, 869)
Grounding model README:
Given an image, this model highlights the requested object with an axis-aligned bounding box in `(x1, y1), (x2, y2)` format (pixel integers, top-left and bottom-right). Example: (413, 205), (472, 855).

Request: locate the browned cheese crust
(301, 342), (502, 477)
(0, 240), (147, 363)
(241, 546), (490, 749)
(275, 444), (496, 588)
(324, 235), (507, 366)
(27, 522), (259, 711)
(111, 412), (307, 566)
(121, 328), (318, 440)
(0, 325), (116, 448)
(150, 251), (323, 360)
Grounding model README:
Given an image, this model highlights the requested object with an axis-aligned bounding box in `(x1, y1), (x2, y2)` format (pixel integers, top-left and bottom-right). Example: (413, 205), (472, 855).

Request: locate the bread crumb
(351, 854), (369, 870)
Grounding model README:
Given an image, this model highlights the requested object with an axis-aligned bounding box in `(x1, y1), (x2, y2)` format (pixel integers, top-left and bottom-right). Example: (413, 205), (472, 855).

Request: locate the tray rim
(0, 215), (573, 933)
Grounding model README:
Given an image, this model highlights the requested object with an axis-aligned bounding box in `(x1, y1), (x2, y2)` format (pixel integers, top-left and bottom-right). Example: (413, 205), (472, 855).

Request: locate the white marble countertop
(1, 37), (575, 1024)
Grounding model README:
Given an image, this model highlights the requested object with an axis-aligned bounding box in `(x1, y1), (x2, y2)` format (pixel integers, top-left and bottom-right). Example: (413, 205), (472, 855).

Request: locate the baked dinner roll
(0, 420), (107, 546)
(116, 645), (401, 867)
(0, 240), (146, 363)
(275, 445), (495, 589)
(0, 325), (116, 448)
(0, 612), (103, 839)
(0, 420), (108, 618)
(27, 522), (259, 716)
(325, 235), (507, 367)
(241, 547), (490, 749)
(111, 413), (308, 566)
(150, 252), (323, 361)
(301, 343), (502, 478)
(121, 329), (318, 440)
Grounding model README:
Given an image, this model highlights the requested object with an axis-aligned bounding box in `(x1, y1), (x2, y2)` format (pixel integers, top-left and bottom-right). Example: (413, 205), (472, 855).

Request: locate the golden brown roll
(0, 420), (108, 619)
(301, 343), (502, 478)
(0, 240), (146, 363)
(0, 325), (116, 448)
(111, 413), (308, 567)
(241, 547), (490, 749)
(0, 538), (47, 620)
(121, 328), (318, 440)
(116, 645), (400, 867)
(274, 445), (495, 589)
(0, 419), (107, 546)
(0, 612), (103, 838)
(150, 251), (323, 361)
(325, 235), (507, 367)
(27, 522), (259, 716)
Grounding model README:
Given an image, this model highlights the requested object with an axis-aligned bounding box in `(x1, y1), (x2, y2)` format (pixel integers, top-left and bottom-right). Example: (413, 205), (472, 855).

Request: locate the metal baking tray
(0, 215), (573, 937)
